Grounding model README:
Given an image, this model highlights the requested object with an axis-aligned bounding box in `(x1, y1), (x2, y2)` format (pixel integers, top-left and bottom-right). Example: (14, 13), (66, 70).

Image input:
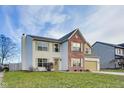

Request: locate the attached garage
(85, 61), (97, 71)
(84, 57), (100, 71)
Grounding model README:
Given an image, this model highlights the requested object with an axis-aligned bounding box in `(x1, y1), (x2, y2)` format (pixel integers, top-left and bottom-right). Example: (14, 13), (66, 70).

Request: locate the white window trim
(71, 58), (81, 67)
(37, 58), (48, 67)
(71, 42), (81, 52)
(52, 43), (60, 52)
(115, 48), (124, 56)
(37, 41), (49, 51)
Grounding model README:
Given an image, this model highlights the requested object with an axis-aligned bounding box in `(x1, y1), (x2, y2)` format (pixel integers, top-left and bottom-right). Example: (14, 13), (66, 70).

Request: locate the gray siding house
(92, 42), (124, 69)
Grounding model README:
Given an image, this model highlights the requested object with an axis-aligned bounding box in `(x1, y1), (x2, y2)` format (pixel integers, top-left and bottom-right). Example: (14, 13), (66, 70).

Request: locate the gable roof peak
(75, 28), (79, 31)
(59, 28), (78, 43)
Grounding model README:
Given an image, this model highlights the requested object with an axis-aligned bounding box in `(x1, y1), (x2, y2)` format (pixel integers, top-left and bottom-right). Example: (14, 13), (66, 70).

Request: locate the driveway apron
(93, 71), (124, 76)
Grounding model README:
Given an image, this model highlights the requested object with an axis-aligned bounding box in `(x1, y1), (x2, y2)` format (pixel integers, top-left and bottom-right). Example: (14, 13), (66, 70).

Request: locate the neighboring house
(21, 28), (100, 71)
(92, 42), (124, 69)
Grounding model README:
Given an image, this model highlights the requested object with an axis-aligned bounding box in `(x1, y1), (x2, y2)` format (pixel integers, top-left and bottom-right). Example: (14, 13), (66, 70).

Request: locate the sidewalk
(93, 71), (124, 76)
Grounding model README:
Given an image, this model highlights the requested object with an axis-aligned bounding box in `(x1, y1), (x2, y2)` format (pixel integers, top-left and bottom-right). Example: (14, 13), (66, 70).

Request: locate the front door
(54, 58), (59, 71)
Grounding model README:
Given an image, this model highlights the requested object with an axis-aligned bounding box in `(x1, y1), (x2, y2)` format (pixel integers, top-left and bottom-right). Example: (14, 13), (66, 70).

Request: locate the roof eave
(33, 38), (60, 43)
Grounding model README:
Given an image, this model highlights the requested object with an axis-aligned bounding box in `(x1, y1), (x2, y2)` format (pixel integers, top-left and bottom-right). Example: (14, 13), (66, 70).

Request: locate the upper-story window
(115, 48), (124, 56)
(38, 41), (48, 51)
(71, 42), (81, 52)
(86, 48), (89, 54)
(84, 43), (91, 54)
(85, 48), (91, 54)
(53, 43), (60, 52)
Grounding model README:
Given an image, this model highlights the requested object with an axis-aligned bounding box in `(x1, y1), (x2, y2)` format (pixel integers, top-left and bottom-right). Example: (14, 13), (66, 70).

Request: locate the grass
(3, 71), (124, 88)
(102, 69), (124, 72)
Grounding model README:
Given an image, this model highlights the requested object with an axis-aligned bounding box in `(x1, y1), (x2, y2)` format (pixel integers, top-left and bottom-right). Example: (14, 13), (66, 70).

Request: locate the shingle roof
(58, 29), (77, 43)
(27, 28), (79, 43)
(28, 35), (60, 43)
(92, 41), (124, 49)
(118, 43), (124, 47)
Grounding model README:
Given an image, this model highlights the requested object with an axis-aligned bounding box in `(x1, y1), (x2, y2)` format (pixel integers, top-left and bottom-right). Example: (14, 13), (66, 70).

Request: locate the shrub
(74, 69), (77, 72)
(84, 69), (90, 72)
(66, 70), (69, 72)
(29, 67), (33, 72)
(80, 69), (83, 72)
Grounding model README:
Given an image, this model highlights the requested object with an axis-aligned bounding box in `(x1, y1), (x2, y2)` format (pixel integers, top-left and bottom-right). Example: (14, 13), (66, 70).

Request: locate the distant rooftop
(92, 41), (124, 49)
(118, 43), (124, 47)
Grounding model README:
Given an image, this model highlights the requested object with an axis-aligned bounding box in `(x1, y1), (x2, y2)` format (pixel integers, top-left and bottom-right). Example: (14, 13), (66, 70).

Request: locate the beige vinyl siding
(32, 40), (61, 69)
(84, 43), (91, 54)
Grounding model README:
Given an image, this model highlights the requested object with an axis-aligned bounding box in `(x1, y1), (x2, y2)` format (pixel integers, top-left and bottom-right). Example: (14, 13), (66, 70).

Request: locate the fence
(9, 63), (22, 71)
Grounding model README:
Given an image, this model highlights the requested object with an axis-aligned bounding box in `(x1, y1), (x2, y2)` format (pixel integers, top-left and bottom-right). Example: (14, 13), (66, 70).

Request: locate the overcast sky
(1, 5), (124, 45)
(0, 5), (124, 58)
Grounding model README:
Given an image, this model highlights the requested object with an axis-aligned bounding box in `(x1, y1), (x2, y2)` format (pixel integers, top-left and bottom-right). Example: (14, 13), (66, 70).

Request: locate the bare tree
(0, 34), (17, 64)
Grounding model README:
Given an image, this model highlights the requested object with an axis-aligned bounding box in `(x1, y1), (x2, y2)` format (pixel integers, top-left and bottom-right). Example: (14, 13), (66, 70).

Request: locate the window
(38, 42), (48, 51)
(72, 42), (81, 52)
(116, 48), (124, 56)
(85, 48), (91, 54)
(118, 49), (121, 54)
(53, 44), (60, 52)
(86, 48), (89, 54)
(38, 58), (48, 67)
(121, 49), (124, 55)
(71, 58), (81, 67)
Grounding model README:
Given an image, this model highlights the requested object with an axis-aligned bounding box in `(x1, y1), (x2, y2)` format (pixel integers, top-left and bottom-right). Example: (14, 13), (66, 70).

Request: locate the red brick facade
(68, 31), (86, 71)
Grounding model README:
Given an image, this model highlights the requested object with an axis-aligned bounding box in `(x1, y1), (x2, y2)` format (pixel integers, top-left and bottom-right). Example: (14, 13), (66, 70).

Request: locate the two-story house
(92, 42), (124, 69)
(21, 28), (100, 71)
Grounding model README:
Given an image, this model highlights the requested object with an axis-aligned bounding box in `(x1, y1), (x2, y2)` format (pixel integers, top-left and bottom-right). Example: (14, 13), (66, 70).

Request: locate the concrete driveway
(0, 72), (3, 77)
(93, 71), (124, 76)
(0, 72), (4, 87)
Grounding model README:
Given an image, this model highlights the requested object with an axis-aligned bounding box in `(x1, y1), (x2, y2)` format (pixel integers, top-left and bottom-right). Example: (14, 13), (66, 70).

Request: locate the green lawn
(3, 71), (124, 88)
